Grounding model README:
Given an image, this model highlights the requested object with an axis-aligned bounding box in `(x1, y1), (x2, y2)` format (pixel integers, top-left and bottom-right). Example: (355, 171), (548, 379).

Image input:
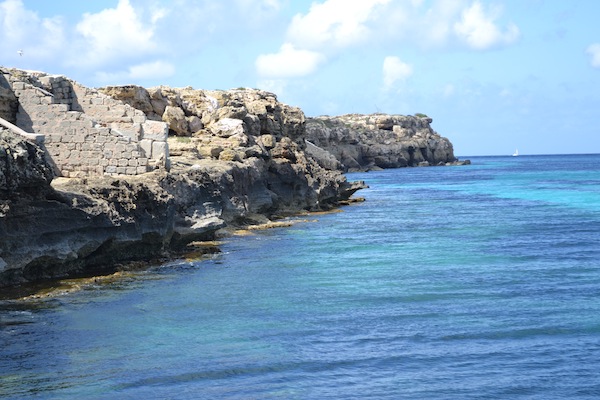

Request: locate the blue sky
(1, 0), (599, 156)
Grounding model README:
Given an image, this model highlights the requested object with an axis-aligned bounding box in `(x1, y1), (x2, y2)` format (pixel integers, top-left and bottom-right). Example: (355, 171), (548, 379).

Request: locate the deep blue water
(2, 154), (600, 399)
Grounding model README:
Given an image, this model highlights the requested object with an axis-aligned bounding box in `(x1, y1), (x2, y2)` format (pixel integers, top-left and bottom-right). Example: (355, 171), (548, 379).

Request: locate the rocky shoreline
(0, 68), (467, 290)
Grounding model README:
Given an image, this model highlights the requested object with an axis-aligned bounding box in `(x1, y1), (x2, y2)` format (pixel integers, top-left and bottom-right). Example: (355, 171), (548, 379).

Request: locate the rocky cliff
(0, 74), (364, 288)
(0, 69), (466, 289)
(305, 114), (467, 171)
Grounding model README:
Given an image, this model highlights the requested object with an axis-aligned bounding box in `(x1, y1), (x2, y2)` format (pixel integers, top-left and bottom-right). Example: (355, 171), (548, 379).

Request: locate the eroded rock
(305, 114), (463, 171)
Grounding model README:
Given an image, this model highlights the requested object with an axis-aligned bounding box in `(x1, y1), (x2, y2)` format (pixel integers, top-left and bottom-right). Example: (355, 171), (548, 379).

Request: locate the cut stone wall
(1, 68), (169, 177)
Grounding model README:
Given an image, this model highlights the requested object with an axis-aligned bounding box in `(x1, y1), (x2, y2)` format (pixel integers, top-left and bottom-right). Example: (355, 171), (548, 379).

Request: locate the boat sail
(512, 149), (519, 156)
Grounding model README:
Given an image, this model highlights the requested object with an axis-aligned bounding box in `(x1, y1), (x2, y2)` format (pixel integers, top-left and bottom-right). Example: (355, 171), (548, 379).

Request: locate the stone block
(125, 143), (138, 152)
(65, 111), (81, 120)
(59, 120), (74, 129)
(142, 120), (168, 141)
(118, 159), (129, 167)
(112, 125), (140, 141)
(95, 135), (106, 144)
(52, 104), (69, 112)
(133, 115), (146, 124)
(106, 166), (117, 174)
(151, 141), (169, 160)
(139, 139), (152, 157)
(126, 167), (137, 175)
(136, 166), (148, 174)
(103, 142), (116, 152)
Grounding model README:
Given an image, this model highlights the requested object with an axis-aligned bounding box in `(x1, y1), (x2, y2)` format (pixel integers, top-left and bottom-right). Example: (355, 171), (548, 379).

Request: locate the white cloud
(0, 0), (65, 60)
(256, 79), (287, 97)
(383, 56), (413, 90)
(95, 60), (175, 84)
(73, 0), (164, 67)
(286, 0), (391, 50)
(453, 1), (520, 50)
(255, 43), (325, 78)
(586, 43), (600, 68)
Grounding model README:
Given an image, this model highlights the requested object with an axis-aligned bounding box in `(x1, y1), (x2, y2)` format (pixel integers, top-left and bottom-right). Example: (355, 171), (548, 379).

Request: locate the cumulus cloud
(383, 56), (413, 90)
(255, 43), (325, 78)
(73, 0), (165, 67)
(95, 60), (175, 84)
(286, 0), (391, 50)
(0, 0), (65, 61)
(256, 79), (287, 97)
(586, 43), (600, 68)
(257, 0), (521, 81)
(255, 0), (390, 79)
(453, 1), (520, 50)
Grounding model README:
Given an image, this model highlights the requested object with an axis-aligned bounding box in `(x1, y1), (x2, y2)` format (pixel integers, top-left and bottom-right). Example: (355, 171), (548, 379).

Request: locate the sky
(1, 0), (599, 156)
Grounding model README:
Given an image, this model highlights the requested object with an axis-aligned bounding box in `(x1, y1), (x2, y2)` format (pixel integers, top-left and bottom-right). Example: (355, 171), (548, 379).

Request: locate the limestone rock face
(0, 174), (177, 286)
(106, 85), (358, 216)
(0, 129), (54, 200)
(100, 85), (153, 115)
(162, 105), (189, 136)
(1, 71), (467, 289)
(0, 74), (17, 123)
(0, 83), (366, 288)
(305, 114), (460, 171)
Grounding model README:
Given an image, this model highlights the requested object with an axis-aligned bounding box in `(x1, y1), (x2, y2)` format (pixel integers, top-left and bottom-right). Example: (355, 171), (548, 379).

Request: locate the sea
(2, 153), (600, 399)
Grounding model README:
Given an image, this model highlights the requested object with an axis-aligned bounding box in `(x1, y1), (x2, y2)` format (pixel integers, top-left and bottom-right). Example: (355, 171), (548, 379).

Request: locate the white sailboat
(512, 149), (519, 156)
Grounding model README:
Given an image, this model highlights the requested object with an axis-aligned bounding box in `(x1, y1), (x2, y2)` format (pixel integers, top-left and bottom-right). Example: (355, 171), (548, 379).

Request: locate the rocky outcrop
(102, 85), (363, 214)
(0, 128), (53, 200)
(0, 73), (17, 123)
(305, 114), (467, 171)
(0, 69), (468, 289)
(0, 81), (365, 288)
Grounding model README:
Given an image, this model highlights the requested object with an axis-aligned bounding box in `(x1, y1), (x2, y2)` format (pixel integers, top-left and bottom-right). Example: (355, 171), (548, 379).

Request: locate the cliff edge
(0, 67), (466, 289)
(0, 69), (364, 288)
(306, 114), (468, 171)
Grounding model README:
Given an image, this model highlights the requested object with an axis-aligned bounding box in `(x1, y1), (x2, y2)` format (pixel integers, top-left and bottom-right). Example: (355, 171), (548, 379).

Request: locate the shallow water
(2, 154), (600, 399)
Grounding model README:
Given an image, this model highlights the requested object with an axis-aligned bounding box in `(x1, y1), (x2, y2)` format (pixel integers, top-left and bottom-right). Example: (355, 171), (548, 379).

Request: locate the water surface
(2, 154), (600, 399)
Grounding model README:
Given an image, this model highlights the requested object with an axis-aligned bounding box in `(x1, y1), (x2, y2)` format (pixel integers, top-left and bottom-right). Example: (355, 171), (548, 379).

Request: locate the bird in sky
(17, 50), (23, 56)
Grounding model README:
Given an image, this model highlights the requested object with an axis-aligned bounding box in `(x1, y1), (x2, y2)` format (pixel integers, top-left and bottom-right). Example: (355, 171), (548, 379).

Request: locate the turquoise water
(2, 154), (600, 399)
